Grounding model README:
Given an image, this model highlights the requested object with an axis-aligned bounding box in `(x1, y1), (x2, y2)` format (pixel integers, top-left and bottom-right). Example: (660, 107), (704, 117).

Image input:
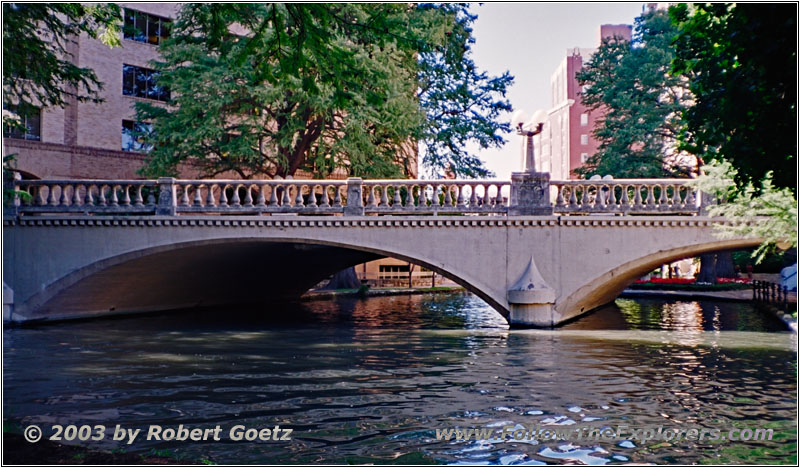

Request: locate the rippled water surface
(4, 294), (797, 464)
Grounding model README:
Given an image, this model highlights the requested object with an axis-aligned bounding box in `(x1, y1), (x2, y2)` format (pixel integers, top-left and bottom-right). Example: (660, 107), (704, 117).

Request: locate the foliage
(670, 3), (797, 191)
(417, 4), (512, 178)
(689, 160), (798, 263)
(2, 3), (121, 129)
(575, 8), (692, 179)
(135, 3), (511, 179)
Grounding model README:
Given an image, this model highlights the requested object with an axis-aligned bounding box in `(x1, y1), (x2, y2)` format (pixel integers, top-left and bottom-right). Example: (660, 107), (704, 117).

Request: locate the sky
(468, 2), (645, 179)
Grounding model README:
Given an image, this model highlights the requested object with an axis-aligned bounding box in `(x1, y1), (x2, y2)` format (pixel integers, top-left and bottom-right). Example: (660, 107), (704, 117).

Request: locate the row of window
(123, 8), (171, 45)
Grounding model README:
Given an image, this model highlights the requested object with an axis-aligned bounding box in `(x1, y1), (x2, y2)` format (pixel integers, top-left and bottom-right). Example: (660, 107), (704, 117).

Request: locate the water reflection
(3, 293), (796, 464)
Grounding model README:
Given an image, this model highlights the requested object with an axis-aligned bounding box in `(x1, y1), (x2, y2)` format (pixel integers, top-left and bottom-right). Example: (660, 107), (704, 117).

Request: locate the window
(123, 64), (170, 101)
(580, 134), (589, 145)
(122, 120), (153, 152)
(3, 105), (41, 141)
(124, 9), (170, 45)
(580, 113), (588, 126)
(581, 153), (589, 163)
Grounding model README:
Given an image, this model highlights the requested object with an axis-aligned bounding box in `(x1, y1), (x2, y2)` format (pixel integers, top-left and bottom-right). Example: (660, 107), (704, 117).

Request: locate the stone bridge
(3, 174), (760, 326)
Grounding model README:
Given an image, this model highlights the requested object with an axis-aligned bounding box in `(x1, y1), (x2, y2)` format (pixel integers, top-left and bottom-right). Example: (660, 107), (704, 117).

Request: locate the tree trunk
(697, 253), (717, 283)
(323, 266), (361, 290)
(715, 251), (735, 278)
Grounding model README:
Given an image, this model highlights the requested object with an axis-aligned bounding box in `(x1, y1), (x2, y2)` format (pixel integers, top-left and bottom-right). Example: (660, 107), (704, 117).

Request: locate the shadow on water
(3, 292), (797, 465)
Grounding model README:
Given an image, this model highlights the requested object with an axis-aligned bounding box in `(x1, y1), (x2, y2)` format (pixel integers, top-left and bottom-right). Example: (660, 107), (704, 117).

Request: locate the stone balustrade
(551, 179), (699, 214)
(9, 176), (702, 216)
(11, 179), (158, 214)
(361, 180), (508, 214)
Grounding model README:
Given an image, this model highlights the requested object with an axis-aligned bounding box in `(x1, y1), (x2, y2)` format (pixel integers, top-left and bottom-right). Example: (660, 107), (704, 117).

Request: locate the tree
(135, 3), (512, 179)
(670, 3), (797, 191)
(2, 3), (121, 127)
(575, 8), (692, 179)
(690, 160), (797, 264)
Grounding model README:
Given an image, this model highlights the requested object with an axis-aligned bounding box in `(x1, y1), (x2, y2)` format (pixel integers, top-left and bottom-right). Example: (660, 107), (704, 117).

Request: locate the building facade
(529, 24), (632, 179)
(4, 3), (416, 181)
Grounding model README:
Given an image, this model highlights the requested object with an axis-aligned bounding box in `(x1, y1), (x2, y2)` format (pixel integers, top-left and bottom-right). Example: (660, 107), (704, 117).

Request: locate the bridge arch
(557, 238), (764, 322)
(17, 236), (507, 322)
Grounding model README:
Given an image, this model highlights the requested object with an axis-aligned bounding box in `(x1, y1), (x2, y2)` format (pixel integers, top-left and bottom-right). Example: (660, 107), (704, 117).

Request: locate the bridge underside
(14, 242), (384, 322)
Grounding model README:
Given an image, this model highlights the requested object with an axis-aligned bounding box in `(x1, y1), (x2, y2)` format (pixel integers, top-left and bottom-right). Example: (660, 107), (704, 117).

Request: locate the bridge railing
(9, 176), (701, 216)
(551, 179), (698, 214)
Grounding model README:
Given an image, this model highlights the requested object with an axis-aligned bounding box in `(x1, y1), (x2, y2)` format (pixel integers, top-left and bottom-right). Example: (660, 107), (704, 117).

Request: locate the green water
(3, 294), (797, 464)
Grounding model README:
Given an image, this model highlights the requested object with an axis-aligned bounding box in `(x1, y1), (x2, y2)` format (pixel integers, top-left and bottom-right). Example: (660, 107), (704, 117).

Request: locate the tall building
(526, 24), (632, 179)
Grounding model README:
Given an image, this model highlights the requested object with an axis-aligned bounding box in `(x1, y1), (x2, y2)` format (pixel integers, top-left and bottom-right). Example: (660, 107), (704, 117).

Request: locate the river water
(3, 294), (797, 464)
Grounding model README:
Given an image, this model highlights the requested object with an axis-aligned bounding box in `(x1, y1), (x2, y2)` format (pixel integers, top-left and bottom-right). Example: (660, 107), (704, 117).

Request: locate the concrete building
(524, 24), (632, 179)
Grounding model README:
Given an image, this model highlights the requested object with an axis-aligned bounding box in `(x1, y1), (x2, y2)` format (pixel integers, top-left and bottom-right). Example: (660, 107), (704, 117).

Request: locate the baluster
(180, 184), (190, 206)
(207, 184), (217, 207)
(47, 185), (59, 206)
(685, 186), (696, 209)
(109, 185), (119, 206)
(59, 185), (71, 206)
(555, 185), (565, 207)
(392, 184), (402, 208)
(231, 185), (242, 207)
(219, 185), (229, 207)
(304, 184), (316, 207)
(72, 185), (83, 206)
(244, 184), (254, 207)
(443, 185), (452, 207)
(333, 185), (342, 207)
(269, 185), (278, 206)
(292, 184), (302, 207)
(633, 184), (643, 209)
(135, 185), (145, 207)
(568, 186), (578, 208)
(379, 185), (389, 207)
(456, 185), (465, 207)
(121, 184), (132, 206)
(279, 185), (290, 206)
(256, 184), (266, 207)
(596, 184), (607, 209)
(645, 185), (655, 209)
(658, 184), (668, 209)
(146, 185), (156, 206)
(581, 184), (590, 208)
(608, 184), (618, 208)
(468, 184), (477, 209)
(84, 185), (95, 206)
(193, 185), (203, 207)
(494, 184), (504, 206)
(620, 185), (630, 210)
(418, 184), (428, 208)
(320, 185), (330, 208)
(366, 185), (376, 207)
(669, 184), (680, 208)
(431, 185), (440, 207)
(480, 184), (490, 210)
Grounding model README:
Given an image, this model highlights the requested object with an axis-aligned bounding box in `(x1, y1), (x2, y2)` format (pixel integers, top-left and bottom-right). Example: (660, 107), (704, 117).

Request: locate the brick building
(4, 3), (416, 181)
(525, 24), (632, 179)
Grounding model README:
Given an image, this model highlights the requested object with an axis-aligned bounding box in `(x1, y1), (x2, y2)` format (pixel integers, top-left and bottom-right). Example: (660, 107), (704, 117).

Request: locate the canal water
(3, 294), (797, 464)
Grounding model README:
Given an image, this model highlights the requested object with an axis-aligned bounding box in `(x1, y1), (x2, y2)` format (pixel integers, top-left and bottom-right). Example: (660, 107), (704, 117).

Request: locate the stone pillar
(344, 177), (364, 216)
(156, 177), (177, 216)
(4, 171), (21, 217)
(508, 256), (557, 327)
(509, 172), (553, 216)
(2, 282), (14, 323)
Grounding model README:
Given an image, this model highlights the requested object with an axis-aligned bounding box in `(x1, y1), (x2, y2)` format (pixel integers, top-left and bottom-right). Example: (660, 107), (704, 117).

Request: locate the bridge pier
(507, 257), (557, 327)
